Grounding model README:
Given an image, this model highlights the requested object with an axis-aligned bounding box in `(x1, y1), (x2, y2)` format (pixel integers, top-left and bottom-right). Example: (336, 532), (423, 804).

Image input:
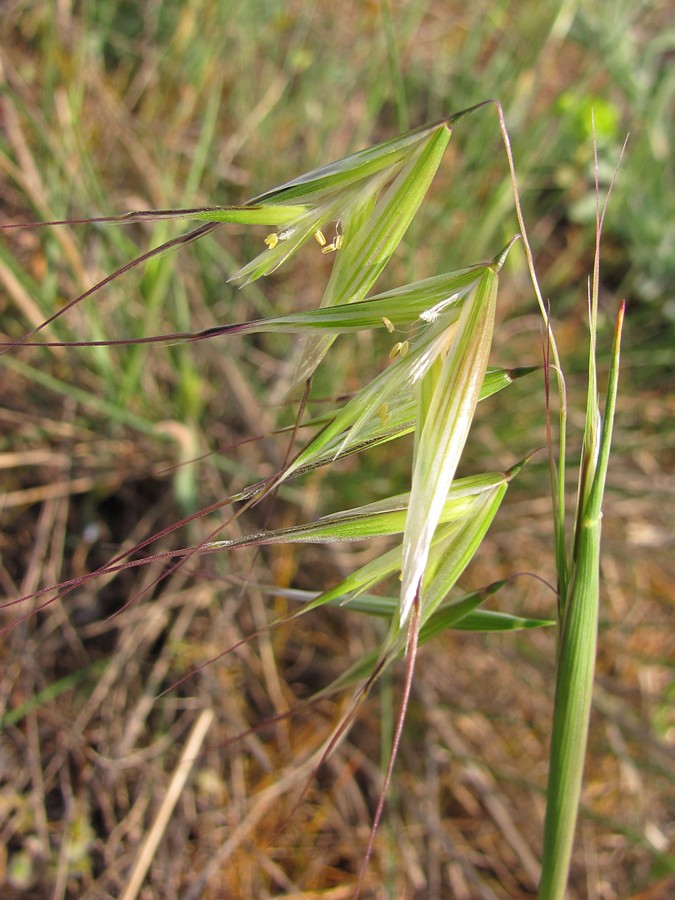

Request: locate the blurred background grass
(1, 1), (673, 897)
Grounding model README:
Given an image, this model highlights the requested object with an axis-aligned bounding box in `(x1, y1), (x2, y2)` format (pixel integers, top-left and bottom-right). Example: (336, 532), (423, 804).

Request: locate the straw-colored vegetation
(1, 2), (673, 898)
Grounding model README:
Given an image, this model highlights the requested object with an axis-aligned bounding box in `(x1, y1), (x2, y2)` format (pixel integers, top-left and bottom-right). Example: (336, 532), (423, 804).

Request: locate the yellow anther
(318, 222), (343, 254)
(381, 316), (395, 333)
(264, 233), (279, 249)
(389, 340), (410, 359)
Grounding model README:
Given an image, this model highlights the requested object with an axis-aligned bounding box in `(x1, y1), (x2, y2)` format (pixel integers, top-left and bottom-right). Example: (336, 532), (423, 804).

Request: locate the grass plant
(1, 4), (672, 898)
(1, 97), (626, 899)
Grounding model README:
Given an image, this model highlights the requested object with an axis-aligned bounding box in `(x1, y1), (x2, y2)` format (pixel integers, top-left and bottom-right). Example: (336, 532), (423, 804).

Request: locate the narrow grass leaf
(435, 608), (555, 634)
(246, 584), (554, 639)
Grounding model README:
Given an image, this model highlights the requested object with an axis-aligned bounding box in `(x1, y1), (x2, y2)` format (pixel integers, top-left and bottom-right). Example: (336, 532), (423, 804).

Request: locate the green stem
(540, 518), (599, 899)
